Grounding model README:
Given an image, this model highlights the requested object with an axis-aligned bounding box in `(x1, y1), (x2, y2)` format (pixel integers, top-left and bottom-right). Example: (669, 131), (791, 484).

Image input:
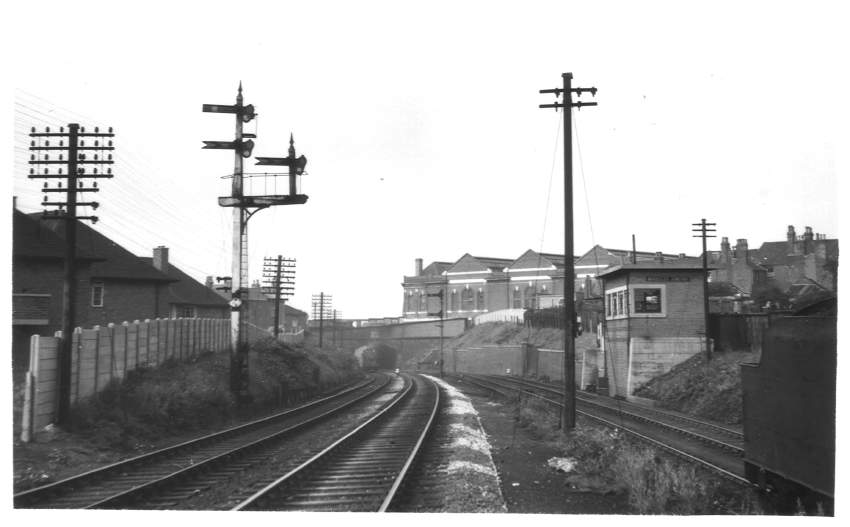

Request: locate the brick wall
(88, 280), (168, 327)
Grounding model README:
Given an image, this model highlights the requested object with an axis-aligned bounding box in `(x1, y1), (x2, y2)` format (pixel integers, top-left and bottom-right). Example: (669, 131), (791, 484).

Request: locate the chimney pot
(654, 251), (664, 263)
(414, 258), (423, 276)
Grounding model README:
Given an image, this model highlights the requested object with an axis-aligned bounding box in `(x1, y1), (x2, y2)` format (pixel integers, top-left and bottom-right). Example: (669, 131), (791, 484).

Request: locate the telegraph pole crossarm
(692, 219), (717, 361)
(537, 72), (598, 433)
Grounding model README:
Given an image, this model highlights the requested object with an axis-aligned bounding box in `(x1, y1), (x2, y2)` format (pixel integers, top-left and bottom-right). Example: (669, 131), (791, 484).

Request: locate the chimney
(654, 251), (664, 263)
(152, 246), (169, 273)
(803, 226), (814, 254)
(736, 239), (749, 262)
(414, 258), (423, 276)
(205, 276), (214, 289)
(787, 225), (797, 254)
(720, 237), (731, 264)
(678, 253), (686, 259)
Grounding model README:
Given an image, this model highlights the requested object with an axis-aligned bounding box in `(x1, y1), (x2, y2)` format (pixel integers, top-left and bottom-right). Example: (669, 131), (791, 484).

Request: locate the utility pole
(539, 73), (597, 432)
(28, 123), (114, 426)
(426, 286), (445, 377)
(203, 83), (308, 400)
(262, 255), (295, 338)
(692, 218), (716, 360)
(312, 293), (333, 348)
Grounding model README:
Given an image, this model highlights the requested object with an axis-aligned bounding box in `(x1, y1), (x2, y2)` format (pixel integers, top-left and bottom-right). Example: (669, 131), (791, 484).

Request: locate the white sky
(4, 0), (846, 319)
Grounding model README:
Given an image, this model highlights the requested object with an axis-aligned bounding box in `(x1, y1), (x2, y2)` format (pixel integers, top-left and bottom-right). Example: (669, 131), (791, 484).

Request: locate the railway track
(491, 375), (744, 454)
(235, 373), (440, 511)
(454, 374), (749, 487)
(14, 374), (394, 509)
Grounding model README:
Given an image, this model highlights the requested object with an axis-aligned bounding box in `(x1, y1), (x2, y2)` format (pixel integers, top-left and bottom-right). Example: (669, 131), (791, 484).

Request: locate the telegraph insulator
(43, 194), (47, 201)
(60, 126), (64, 133)
(58, 181), (62, 188)
(94, 154), (99, 161)
(80, 140), (85, 147)
(108, 140), (113, 147)
(81, 127), (85, 133)
(93, 181), (98, 188)
(45, 140), (50, 146)
(107, 168), (112, 175)
(108, 127), (113, 133)
(107, 154), (113, 161)
(30, 140), (35, 146)
(43, 154), (48, 160)
(79, 181), (84, 188)
(93, 168), (98, 174)
(79, 168), (85, 175)
(29, 168), (34, 175)
(43, 182), (47, 188)
(94, 126), (99, 133)
(46, 127), (50, 133)
(30, 126), (35, 132)
(58, 168), (62, 174)
(43, 168), (48, 175)
(95, 140), (99, 147)
(59, 154), (63, 161)
(78, 167), (84, 174)
(59, 140), (63, 147)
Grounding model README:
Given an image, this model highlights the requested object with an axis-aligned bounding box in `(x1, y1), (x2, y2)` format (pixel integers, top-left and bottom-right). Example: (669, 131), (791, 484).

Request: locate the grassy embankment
(13, 338), (360, 491)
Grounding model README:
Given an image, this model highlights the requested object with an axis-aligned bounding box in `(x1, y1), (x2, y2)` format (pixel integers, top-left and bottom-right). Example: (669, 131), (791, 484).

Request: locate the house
(34, 213), (175, 327)
(707, 237), (768, 295)
(12, 209), (102, 371)
(598, 259), (710, 399)
(242, 283), (308, 339)
(750, 226), (838, 292)
(139, 246), (229, 319)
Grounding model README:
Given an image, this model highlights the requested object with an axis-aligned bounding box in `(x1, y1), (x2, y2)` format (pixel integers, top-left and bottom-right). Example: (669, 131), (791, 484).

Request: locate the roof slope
(34, 214), (173, 282)
(139, 257), (228, 307)
(14, 209), (100, 261)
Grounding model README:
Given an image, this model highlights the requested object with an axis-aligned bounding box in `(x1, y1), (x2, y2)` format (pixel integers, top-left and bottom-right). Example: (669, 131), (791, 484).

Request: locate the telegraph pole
(262, 255), (295, 338)
(28, 124), (114, 425)
(203, 83), (308, 400)
(312, 293), (333, 348)
(539, 73), (597, 432)
(692, 219), (716, 360)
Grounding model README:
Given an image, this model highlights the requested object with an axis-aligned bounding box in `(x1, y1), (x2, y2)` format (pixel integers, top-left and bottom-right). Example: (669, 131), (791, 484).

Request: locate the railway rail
(235, 373), (440, 512)
(15, 374), (393, 509)
(455, 374), (750, 487)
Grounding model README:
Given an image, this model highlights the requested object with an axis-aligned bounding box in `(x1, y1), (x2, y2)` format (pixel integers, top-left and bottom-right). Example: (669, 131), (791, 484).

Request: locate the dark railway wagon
(741, 316), (836, 511)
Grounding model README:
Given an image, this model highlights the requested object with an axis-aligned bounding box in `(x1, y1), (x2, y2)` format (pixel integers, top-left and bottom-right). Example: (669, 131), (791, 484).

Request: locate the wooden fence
(21, 317), (230, 441)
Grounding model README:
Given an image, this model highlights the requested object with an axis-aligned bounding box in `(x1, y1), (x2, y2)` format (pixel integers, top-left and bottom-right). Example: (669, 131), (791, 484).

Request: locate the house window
(633, 288), (662, 313)
(476, 288), (485, 310)
(176, 305), (197, 318)
(512, 286), (522, 308)
(91, 282), (104, 307)
(406, 291), (415, 312)
(450, 289), (458, 312)
(461, 287), (474, 311)
(419, 291), (427, 312)
(523, 285), (536, 308)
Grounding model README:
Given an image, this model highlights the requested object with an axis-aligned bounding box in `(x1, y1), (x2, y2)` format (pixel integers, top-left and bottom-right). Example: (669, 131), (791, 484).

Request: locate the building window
(512, 286), (522, 308)
(178, 305), (196, 318)
(450, 289), (458, 312)
(633, 288), (662, 313)
(604, 286), (628, 320)
(406, 291), (415, 312)
(419, 291), (426, 312)
(461, 287), (474, 311)
(91, 282), (104, 307)
(476, 288), (485, 310)
(629, 284), (666, 317)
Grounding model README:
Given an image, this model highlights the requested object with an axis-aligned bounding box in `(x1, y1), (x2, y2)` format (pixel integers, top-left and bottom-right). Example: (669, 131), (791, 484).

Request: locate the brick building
(13, 209), (229, 371)
(598, 260), (709, 398)
(403, 247), (699, 322)
(706, 226), (838, 304)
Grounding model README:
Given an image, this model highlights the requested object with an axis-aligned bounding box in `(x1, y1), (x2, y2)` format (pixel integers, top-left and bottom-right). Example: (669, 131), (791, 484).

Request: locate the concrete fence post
(107, 323), (117, 381)
(73, 327), (82, 404)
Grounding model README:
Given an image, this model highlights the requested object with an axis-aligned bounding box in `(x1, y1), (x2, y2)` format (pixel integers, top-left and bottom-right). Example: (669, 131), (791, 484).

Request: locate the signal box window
(633, 287), (662, 313)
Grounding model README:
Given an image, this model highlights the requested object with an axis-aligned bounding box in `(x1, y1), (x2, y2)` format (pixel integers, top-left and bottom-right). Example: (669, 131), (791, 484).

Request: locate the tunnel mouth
(371, 343), (398, 370)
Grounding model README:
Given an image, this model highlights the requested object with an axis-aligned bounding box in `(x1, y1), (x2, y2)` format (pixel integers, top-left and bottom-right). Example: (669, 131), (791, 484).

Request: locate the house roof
(471, 255), (515, 270)
(138, 257), (228, 307)
(34, 214), (174, 282)
(597, 261), (713, 278)
(708, 281), (745, 297)
(422, 261), (453, 276)
(14, 209), (102, 261)
(243, 286), (308, 316)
